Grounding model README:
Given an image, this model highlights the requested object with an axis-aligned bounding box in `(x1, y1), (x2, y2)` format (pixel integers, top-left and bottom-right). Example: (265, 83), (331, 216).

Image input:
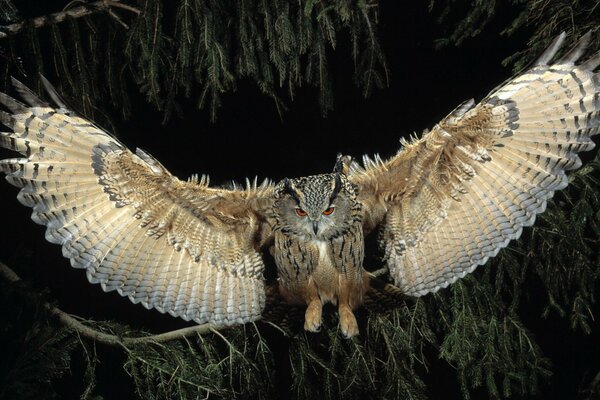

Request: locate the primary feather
(349, 31), (600, 296)
(0, 32), (598, 335)
(0, 78), (275, 326)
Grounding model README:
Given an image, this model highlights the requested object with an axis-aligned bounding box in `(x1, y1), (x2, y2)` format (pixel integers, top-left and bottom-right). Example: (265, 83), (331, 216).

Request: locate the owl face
(273, 173), (358, 240)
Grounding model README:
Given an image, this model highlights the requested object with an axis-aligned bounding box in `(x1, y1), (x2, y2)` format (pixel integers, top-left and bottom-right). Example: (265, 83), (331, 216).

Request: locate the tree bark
(0, 0), (140, 39)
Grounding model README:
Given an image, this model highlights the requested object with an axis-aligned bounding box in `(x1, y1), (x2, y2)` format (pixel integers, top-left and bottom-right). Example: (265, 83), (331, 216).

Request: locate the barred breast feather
(0, 77), (275, 326)
(350, 32), (600, 296)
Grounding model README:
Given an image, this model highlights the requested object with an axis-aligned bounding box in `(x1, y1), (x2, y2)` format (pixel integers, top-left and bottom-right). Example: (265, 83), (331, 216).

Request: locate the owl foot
(339, 305), (359, 338)
(304, 300), (322, 332)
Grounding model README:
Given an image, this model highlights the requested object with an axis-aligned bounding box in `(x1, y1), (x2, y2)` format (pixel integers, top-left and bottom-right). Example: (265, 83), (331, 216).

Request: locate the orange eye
(295, 208), (308, 217)
(322, 207), (335, 215)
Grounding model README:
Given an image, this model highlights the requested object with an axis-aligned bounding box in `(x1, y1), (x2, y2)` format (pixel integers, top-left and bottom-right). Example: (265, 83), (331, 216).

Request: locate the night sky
(0, 1), (599, 399)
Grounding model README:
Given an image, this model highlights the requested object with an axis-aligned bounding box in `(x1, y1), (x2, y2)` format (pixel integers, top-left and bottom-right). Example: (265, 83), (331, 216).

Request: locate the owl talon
(304, 300), (323, 333)
(339, 305), (359, 338)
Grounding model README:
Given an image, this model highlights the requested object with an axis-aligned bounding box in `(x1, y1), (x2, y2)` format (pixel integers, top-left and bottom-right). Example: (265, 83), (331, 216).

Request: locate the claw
(339, 305), (359, 338)
(304, 299), (322, 333)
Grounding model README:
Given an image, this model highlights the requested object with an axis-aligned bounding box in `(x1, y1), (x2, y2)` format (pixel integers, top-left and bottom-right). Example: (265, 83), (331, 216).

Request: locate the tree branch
(0, 261), (221, 347)
(104, 0), (141, 14)
(0, 0), (141, 39)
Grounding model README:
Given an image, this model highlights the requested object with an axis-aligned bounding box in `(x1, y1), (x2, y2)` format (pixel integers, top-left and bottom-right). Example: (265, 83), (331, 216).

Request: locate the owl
(0, 32), (599, 338)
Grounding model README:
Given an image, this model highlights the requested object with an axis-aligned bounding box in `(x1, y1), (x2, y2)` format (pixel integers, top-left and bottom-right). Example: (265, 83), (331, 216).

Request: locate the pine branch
(0, 0), (141, 39)
(0, 1), (387, 122)
(0, 261), (221, 347)
(0, 0), (19, 24)
(429, 1), (600, 71)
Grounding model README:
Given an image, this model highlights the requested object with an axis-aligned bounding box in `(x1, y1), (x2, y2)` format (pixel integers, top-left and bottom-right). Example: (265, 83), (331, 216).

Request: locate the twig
(0, 260), (19, 282)
(0, 0), (141, 40)
(105, 0), (142, 14)
(0, 261), (220, 347)
(107, 9), (130, 30)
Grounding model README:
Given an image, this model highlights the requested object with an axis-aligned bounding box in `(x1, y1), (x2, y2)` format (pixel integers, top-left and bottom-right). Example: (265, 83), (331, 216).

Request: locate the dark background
(0, 1), (598, 399)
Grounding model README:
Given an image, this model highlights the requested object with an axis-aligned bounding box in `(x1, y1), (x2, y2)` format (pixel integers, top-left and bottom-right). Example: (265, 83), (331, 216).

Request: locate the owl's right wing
(350, 32), (600, 297)
(0, 78), (275, 326)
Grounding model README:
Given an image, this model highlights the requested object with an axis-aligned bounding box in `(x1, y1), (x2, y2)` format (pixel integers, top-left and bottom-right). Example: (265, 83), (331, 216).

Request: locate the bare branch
(105, 0), (141, 14)
(107, 9), (130, 30)
(0, 260), (19, 282)
(0, 261), (221, 347)
(0, 0), (141, 39)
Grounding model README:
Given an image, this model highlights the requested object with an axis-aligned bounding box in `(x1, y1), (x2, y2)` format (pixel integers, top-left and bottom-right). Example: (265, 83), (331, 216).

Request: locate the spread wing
(0, 77), (275, 326)
(351, 32), (600, 296)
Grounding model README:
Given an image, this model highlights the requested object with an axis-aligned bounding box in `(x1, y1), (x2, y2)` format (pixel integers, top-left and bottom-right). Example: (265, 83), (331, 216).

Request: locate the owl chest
(273, 227), (364, 304)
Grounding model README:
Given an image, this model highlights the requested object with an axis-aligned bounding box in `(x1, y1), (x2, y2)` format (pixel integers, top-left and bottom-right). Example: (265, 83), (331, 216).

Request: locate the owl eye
(322, 207), (335, 215)
(295, 208), (308, 217)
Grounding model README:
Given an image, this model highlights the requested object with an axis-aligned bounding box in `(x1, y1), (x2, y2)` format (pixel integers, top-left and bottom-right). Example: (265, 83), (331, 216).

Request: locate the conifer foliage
(0, 0), (387, 123)
(430, 0), (600, 71)
(0, 1), (599, 399)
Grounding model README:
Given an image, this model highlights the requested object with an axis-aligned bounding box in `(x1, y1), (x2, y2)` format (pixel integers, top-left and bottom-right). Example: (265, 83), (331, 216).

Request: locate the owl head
(273, 170), (360, 240)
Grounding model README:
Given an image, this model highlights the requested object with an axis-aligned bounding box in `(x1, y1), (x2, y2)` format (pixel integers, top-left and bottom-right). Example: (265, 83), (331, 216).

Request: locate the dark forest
(0, 1), (599, 399)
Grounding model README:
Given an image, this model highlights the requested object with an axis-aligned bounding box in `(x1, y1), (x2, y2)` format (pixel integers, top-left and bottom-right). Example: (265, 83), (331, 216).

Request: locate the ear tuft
(278, 178), (301, 204)
(281, 178), (292, 192)
(334, 153), (352, 175)
(330, 173), (343, 202)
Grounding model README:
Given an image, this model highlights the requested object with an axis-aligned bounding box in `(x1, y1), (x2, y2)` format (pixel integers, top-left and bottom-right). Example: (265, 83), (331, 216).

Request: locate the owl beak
(312, 221), (319, 235)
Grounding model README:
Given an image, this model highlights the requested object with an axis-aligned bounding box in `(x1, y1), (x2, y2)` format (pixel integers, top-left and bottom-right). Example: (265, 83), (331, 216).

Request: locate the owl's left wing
(0, 78), (275, 326)
(350, 32), (600, 297)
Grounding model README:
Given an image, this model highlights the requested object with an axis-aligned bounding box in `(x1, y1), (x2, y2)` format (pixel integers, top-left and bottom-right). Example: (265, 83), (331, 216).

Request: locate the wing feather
(0, 80), (275, 326)
(352, 32), (600, 296)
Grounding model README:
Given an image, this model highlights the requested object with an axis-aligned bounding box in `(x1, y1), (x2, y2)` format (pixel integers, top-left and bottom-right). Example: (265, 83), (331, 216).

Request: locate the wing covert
(0, 78), (275, 326)
(351, 32), (600, 296)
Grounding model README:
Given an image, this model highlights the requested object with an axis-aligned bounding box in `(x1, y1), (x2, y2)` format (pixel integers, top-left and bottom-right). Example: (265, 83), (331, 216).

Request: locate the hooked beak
(312, 221), (319, 235)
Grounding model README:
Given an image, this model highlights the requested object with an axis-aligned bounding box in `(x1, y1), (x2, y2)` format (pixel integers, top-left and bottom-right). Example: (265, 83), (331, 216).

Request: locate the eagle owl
(1, 32), (599, 338)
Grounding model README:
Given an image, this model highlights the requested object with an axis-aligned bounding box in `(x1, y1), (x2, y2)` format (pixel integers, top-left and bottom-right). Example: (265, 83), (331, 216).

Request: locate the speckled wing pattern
(350, 32), (600, 297)
(0, 78), (275, 326)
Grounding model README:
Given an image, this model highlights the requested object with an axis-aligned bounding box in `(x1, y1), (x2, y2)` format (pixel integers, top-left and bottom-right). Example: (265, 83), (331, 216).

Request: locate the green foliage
(0, 0), (18, 24)
(434, 278), (552, 399)
(0, 0), (387, 124)
(0, 1), (599, 399)
(284, 304), (432, 399)
(530, 160), (600, 332)
(122, 325), (275, 399)
(429, 0), (503, 48)
(0, 280), (77, 399)
(429, 0), (600, 71)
